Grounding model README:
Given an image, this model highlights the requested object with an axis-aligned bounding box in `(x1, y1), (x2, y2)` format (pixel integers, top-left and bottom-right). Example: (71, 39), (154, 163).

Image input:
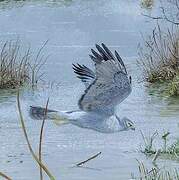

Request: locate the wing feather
(78, 43), (132, 115)
(95, 44), (111, 60)
(73, 63), (95, 88)
(115, 50), (127, 74)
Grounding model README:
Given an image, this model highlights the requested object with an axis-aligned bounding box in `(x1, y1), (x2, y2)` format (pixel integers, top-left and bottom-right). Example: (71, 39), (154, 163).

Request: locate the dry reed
(17, 90), (55, 180)
(0, 171), (12, 180)
(39, 98), (49, 180)
(137, 25), (179, 83)
(76, 152), (102, 167)
(0, 39), (47, 89)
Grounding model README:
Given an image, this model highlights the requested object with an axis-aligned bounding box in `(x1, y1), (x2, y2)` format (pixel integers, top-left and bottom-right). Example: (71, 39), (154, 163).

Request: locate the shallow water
(0, 0), (179, 180)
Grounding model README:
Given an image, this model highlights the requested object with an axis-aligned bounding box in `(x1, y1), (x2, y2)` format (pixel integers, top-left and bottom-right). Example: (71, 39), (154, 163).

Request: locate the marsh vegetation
(141, 130), (179, 161)
(0, 40), (47, 90)
(138, 0), (179, 97)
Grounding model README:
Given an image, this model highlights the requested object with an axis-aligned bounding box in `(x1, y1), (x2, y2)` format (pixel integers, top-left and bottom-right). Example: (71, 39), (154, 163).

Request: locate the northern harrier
(30, 43), (135, 133)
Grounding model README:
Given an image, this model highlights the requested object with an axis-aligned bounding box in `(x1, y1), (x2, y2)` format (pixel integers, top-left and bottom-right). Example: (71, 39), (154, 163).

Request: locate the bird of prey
(30, 43), (135, 133)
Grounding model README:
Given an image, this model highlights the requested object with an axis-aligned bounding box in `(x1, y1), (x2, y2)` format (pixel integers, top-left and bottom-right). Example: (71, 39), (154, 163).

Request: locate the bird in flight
(30, 43), (135, 133)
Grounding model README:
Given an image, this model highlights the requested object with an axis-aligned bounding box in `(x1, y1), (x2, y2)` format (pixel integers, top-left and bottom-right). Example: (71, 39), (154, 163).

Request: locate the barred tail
(29, 106), (69, 126)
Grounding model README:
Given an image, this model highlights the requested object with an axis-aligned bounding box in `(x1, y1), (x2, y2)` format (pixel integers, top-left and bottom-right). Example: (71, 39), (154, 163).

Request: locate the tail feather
(29, 106), (69, 125)
(29, 106), (57, 120)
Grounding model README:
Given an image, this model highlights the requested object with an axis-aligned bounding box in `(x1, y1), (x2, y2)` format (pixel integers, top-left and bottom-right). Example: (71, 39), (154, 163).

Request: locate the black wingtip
(72, 63), (76, 69)
(72, 63), (78, 70)
(95, 43), (100, 49)
(101, 43), (106, 49)
(101, 42), (105, 46)
(89, 54), (101, 63)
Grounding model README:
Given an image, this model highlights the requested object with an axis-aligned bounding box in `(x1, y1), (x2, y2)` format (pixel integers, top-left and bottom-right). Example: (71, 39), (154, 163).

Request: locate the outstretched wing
(78, 43), (132, 115)
(72, 63), (95, 88)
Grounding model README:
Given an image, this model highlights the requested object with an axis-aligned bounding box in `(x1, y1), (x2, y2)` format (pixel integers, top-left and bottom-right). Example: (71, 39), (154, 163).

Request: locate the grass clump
(138, 25), (179, 83)
(141, 131), (179, 160)
(0, 40), (47, 89)
(131, 161), (179, 180)
(164, 73), (179, 96)
(138, 24), (179, 97)
(141, 131), (158, 155)
(167, 139), (179, 156)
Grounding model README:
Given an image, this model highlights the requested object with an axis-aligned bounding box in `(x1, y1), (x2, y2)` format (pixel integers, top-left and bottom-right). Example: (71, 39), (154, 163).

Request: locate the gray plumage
(30, 43), (134, 133)
(74, 43), (132, 116)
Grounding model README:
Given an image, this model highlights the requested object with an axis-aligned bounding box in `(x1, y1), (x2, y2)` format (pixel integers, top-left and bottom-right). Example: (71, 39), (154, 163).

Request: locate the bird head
(117, 116), (135, 131)
(123, 117), (135, 130)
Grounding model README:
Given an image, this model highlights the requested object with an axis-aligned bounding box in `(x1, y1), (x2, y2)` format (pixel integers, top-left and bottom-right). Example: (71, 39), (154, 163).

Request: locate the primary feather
(75, 43), (132, 115)
(72, 63), (95, 88)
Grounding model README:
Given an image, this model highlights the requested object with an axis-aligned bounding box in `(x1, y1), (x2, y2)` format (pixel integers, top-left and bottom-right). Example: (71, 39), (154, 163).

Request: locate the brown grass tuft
(137, 25), (179, 83)
(0, 39), (47, 89)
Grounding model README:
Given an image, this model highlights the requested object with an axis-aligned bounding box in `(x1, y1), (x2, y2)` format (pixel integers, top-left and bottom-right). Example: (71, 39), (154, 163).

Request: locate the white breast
(68, 111), (122, 133)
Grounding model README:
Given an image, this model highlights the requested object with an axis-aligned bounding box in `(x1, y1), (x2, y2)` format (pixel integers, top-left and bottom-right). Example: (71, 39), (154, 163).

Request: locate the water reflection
(146, 82), (179, 116)
(0, 88), (16, 103)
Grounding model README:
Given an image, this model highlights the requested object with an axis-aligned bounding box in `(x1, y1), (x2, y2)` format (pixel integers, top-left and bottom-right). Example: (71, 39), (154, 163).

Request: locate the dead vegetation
(16, 90), (102, 179)
(138, 25), (179, 84)
(138, 0), (179, 97)
(17, 91), (55, 180)
(0, 40), (47, 89)
(138, 24), (179, 96)
(140, 0), (154, 9)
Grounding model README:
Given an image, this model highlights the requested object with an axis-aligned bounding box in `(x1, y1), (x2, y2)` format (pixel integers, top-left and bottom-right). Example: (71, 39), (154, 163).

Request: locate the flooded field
(0, 0), (179, 179)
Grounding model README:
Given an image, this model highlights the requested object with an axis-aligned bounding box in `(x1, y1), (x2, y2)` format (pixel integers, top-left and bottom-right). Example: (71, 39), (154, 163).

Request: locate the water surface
(0, 0), (179, 179)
